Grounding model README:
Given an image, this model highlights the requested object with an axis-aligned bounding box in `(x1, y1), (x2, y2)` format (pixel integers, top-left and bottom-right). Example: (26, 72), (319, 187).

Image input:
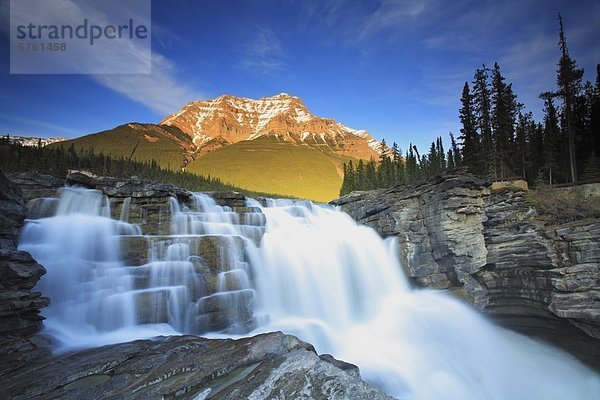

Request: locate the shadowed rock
(0, 332), (392, 400)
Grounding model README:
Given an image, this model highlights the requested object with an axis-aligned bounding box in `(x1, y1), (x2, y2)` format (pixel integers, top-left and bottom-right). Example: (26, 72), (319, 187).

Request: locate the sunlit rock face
(333, 171), (600, 368)
(160, 93), (381, 159)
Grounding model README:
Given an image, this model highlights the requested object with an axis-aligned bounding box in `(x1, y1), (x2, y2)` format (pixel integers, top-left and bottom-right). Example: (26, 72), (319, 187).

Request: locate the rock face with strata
(0, 170), (50, 369)
(0, 332), (391, 400)
(332, 172), (600, 368)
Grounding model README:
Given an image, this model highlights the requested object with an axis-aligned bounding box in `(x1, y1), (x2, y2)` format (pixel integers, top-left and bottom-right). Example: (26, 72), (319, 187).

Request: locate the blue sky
(1, 0), (598, 152)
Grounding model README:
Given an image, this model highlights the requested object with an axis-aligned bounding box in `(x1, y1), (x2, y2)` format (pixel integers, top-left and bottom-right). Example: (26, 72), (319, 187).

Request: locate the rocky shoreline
(332, 172), (600, 369)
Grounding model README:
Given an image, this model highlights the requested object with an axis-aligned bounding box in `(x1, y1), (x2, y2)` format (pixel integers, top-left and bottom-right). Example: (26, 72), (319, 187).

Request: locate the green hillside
(51, 126), (356, 201)
(49, 124), (190, 170)
(186, 137), (354, 202)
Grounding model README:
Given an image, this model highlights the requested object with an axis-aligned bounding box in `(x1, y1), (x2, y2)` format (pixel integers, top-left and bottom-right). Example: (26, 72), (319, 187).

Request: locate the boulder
(0, 332), (392, 400)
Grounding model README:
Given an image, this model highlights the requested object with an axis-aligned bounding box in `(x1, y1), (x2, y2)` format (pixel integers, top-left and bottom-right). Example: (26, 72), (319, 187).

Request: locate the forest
(0, 137), (282, 198)
(340, 16), (600, 196)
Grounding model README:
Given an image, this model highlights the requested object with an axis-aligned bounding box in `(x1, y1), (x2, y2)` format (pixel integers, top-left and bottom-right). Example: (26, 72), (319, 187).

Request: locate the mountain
(53, 94), (381, 201)
(5, 135), (67, 147)
(160, 93), (381, 161)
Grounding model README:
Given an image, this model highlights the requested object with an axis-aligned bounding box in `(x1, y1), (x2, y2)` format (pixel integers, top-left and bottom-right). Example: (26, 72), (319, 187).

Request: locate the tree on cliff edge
(555, 14), (584, 184)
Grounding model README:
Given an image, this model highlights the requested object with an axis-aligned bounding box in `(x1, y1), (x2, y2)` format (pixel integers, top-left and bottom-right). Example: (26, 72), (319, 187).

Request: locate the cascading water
(19, 188), (600, 399)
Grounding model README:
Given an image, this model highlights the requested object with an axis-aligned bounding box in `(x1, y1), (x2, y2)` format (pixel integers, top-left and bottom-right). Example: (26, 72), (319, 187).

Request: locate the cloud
(0, 113), (81, 135)
(92, 53), (204, 115)
(360, 0), (433, 39)
(4, 0), (203, 115)
(239, 28), (286, 72)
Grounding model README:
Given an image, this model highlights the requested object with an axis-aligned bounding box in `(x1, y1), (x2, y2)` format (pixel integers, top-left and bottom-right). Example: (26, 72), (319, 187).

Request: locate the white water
(19, 189), (600, 399)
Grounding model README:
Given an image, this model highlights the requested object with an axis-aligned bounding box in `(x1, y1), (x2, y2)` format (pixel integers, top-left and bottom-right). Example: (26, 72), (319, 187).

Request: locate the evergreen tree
(458, 82), (479, 172)
(346, 160), (356, 192)
(447, 149), (455, 170)
(356, 159), (365, 190)
(472, 67), (494, 177)
(365, 158), (378, 190)
(581, 151), (600, 182)
(514, 112), (535, 180)
(590, 65), (600, 157)
(540, 94), (561, 185)
(555, 14), (584, 184)
(491, 62), (520, 178)
(449, 132), (461, 168)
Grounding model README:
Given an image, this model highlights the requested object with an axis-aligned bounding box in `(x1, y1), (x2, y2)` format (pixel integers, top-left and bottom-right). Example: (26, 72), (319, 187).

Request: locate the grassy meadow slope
(49, 124), (191, 170)
(186, 137), (354, 202)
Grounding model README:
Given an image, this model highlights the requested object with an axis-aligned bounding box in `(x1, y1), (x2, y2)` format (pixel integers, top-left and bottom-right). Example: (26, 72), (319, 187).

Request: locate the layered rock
(333, 172), (600, 368)
(0, 170), (50, 371)
(12, 171), (264, 333)
(0, 332), (391, 400)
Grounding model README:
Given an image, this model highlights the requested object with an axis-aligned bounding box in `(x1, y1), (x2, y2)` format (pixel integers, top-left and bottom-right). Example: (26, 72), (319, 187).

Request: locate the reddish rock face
(160, 93), (382, 160)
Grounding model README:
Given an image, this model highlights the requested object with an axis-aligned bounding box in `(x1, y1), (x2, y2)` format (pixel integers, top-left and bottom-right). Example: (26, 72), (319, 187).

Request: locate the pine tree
(391, 142), (402, 184)
(458, 82), (479, 172)
(556, 14), (584, 184)
(449, 132), (461, 167)
(472, 67), (494, 177)
(356, 159), (365, 190)
(590, 65), (600, 157)
(365, 158), (378, 190)
(491, 62), (520, 178)
(515, 112), (535, 180)
(540, 94), (561, 185)
(581, 151), (600, 182)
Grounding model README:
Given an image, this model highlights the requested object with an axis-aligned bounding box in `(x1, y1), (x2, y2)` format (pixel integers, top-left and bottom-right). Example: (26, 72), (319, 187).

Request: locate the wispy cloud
(92, 53), (204, 115)
(3, 0), (203, 115)
(239, 28), (286, 73)
(360, 0), (433, 39)
(0, 113), (81, 135)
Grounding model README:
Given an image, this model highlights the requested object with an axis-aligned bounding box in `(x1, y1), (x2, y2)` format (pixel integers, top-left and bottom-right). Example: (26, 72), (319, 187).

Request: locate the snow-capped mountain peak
(160, 93), (381, 159)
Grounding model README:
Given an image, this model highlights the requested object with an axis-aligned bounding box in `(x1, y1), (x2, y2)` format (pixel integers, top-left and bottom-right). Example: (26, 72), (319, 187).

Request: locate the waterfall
(19, 188), (600, 399)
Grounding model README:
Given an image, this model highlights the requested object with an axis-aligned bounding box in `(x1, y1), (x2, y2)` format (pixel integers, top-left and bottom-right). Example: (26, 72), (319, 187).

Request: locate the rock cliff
(0, 170), (50, 373)
(332, 172), (600, 369)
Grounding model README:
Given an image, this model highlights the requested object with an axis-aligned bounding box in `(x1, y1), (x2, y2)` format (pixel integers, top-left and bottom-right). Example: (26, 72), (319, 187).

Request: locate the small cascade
(166, 193), (260, 333)
(20, 188), (264, 347)
(19, 188), (138, 346)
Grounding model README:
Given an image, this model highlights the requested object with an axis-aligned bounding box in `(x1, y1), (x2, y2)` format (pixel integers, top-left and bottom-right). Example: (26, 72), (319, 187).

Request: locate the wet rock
(207, 191), (247, 208)
(0, 332), (391, 400)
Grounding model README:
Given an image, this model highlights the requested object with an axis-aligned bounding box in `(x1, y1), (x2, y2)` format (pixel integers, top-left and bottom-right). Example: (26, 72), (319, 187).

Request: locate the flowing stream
(19, 187), (600, 399)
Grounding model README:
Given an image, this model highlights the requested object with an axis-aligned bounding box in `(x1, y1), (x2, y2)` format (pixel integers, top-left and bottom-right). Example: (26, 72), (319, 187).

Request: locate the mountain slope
(53, 94), (380, 201)
(186, 137), (354, 202)
(49, 123), (193, 169)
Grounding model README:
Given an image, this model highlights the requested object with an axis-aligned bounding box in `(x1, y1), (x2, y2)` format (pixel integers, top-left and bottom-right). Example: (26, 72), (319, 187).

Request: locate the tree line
(0, 138), (277, 197)
(340, 14), (599, 196)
